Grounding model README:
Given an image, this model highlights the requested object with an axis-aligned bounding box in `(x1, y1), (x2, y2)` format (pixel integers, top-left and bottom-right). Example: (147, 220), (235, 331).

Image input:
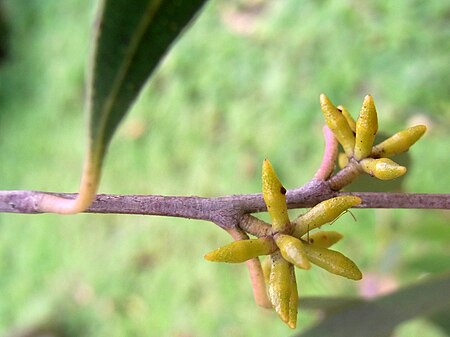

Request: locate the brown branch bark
(1, 125), (448, 230)
(0, 180), (329, 228)
(1, 184), (449, 228)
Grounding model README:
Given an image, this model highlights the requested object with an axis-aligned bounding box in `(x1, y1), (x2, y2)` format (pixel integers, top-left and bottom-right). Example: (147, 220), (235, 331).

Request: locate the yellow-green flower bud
(292, 196), (361, 238)
(268, 252), (292, 323)
(262, 159), (290, 232)
(337, 105), (356, 133)
(261, 256), (272, 285)
(204, 237), (275, 263)
(275, 234), (311, 270)
(338, 152), (349, 169)
(288, 266), (298, 329)
(320, 94), (356, 157)
(307, 230), (343, 248)
(303, 245), (362, 280)
(354, 95), (378, 160)
(360, 158), (407, 180)
(372, 125), (427, 158)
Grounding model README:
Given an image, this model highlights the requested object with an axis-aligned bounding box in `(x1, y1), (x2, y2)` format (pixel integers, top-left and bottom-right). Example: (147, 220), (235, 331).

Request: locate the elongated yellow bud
(320, 94), (355, 157)
(307, 230), (343, 248)
(372, 125), (427, 158)
(337, 105), (356, 133)
(354, 95), (378, 160)
(360, 158), (407, 180)
(275, 234), (311, 270)
(261, 256), (272, 285)
(204, 237), (275, 263)
(268, 252), (292, 323)
(338, 152), (349, 169)
(292, 196), (361, 238)
(287, 266), (298, 329)
(303, 245), (362, 280)
(262, 159), (290, 232)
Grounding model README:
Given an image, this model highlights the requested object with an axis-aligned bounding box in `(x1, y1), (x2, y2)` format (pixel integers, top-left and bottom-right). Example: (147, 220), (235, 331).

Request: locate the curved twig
(314, 126), (339, 180)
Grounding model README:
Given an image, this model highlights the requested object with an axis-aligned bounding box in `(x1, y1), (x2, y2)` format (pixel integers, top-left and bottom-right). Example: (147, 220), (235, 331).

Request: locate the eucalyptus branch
(327, 160), (362, 191)
(1, 94), (447, 328)
(0, 181), (329, 229)
(1, 188), (449, 224)
(1, 107), (446, 232)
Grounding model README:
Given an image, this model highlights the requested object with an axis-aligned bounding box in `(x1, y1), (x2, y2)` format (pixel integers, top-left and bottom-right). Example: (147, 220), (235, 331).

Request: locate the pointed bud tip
(203, 253), (214, 261)
(280, 312), (290, 324)
(377, 164), (407, 180)
(262, 159), (277, 179)
(262, 158), (272, 170)
(287, 320), (297, 329)
(347, 195), (362, 206)
(351, 270), (363, 281)
(262, 159), (284, 189)
(363, 94), (375, 108)
(319, 93), (330, 104)
(415, 124), (427, 134)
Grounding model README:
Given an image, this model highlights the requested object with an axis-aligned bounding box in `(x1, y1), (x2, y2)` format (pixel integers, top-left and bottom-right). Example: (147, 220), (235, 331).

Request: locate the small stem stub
(314, 126), (339, 181)
(328, 161), (363, 191)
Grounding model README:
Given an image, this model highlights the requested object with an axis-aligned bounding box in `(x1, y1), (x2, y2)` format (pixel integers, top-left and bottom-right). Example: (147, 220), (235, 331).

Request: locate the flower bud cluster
(204, 95), (427, 329)
(321, 94), (426, 181)
(205, 160), (361, 328)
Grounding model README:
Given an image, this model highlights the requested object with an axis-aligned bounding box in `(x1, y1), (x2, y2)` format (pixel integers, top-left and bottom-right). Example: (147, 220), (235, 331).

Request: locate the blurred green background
(0, 0), (449, 336)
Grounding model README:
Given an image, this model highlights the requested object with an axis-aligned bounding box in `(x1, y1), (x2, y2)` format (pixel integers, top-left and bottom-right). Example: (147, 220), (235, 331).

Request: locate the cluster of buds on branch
(204, 94), (427, 328)
(206, 160), (362, 328)
(321, 94), (427, 189)
(0, 93), (431, 329)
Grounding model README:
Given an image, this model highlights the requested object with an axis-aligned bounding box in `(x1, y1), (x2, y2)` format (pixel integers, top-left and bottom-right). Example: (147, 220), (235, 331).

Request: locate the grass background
(0, 0), (449, 336)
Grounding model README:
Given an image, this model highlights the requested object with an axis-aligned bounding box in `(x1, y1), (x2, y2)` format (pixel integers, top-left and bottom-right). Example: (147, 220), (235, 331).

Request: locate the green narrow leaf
(296, 273), (450, 337)
(39, 0), (208, 213)
(89, 0), (207, 160)
(428, 310), (450, 335)
(300, 296), (363, 312)
(39, 0), (207, 213)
